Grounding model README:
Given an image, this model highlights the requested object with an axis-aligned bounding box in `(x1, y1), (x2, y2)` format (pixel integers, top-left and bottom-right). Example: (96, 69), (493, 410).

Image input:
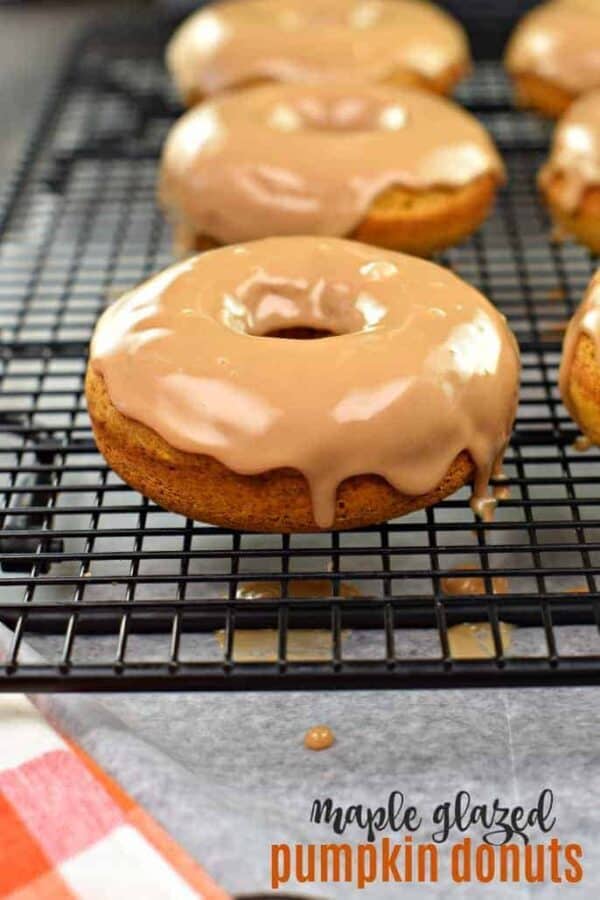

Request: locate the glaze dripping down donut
(87, 237), (520, 531)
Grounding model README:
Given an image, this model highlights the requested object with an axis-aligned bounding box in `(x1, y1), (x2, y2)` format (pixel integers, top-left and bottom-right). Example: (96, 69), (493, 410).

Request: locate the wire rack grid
(1, 19), (600, 691)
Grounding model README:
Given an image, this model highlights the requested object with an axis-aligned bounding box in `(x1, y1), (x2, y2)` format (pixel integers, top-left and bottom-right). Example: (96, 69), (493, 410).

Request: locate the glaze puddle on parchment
(214, 628), (349, 662)
(441, 565), (513, 659)
(215, 577), (358, 662)
(236, 578), (360, 600)
(447, 622), (513, 659)
(441, 565), (508, 597)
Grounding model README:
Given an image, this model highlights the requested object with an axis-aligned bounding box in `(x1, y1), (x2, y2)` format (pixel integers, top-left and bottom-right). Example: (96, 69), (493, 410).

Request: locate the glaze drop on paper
(441, 565), (509, 597)
(237, 579), (360, 599)
(214, 628), (342, 662)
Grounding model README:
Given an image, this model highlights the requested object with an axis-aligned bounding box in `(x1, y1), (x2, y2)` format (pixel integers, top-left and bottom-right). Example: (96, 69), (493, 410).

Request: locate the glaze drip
(167, 0), (469, 100)
(159, 82), (504, 245)
(90, 237), (520, 528)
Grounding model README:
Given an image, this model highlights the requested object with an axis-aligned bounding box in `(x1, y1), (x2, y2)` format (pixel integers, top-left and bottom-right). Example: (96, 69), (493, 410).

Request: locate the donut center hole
(263, 326), (337, 340)
(269, 96), (406, 133)
(221, 273), (388, 337)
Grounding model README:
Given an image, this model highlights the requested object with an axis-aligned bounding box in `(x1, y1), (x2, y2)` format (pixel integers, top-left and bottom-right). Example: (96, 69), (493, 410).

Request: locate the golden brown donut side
(86, 366), (475, 532)
(562, 332), (600, 444)
(181, 63), (469, 108)
(350, 173), (498, 256)
(509, 72), (575, 119)
(181, 174), (499, 258)
(541, 173), (600, 253)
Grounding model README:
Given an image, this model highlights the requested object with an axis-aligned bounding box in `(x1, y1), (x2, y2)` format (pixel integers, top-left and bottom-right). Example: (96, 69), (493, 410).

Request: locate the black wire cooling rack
(2, 18), (600, 692)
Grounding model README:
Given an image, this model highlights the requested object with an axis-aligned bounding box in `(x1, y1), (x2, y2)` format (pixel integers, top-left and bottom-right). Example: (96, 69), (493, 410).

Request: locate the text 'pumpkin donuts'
(167, 0), (470, 106)
(87, 237), (520, 533)
(159, 83), (504, 256)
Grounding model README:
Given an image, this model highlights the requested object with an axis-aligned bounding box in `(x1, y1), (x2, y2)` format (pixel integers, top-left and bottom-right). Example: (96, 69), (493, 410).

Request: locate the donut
(86, 237), (520, 533)
(159, 83), (504, 256)
(166, 0), (470, 106)
(539, 90), (600, 251)
(560, 271), (600, 443)
(505, 0), (600, 118)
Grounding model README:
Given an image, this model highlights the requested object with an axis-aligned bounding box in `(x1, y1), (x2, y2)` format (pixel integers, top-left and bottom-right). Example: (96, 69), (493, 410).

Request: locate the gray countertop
(1, 5), (600, 898)
(1, 3), (104, 175)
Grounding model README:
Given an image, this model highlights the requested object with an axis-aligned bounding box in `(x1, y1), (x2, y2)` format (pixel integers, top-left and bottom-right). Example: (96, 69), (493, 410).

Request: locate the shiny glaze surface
(90, 237), (520, 527)
(560, 269), (600, 421)
(539, 89), (600, 211)
(160, 82), (503, 245)
(166, 0), (469, 100)
(506, 0), (600, 94)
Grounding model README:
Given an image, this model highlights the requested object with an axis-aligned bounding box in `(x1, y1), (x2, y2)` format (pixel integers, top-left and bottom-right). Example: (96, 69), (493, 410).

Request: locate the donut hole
(222, 274), (379, 337)
(263, 326), (338, 340)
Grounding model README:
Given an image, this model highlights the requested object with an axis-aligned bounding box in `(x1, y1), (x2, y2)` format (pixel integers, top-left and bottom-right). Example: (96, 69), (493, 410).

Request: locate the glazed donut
(86, 237), (520, 533)
(166, 0), (470, 106)
(560, 271), (600, 443)
(159, 83), (504, 257)
(539, 90), (600, 252)
(506, 0), (600, 118)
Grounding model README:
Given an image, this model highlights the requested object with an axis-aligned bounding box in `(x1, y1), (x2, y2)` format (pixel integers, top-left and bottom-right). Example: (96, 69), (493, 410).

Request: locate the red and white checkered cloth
(0, 694), (230, 899)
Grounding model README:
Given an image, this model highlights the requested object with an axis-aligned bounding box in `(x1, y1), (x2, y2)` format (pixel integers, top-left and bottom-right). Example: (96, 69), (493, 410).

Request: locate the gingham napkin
(0, 694), (230, 900)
